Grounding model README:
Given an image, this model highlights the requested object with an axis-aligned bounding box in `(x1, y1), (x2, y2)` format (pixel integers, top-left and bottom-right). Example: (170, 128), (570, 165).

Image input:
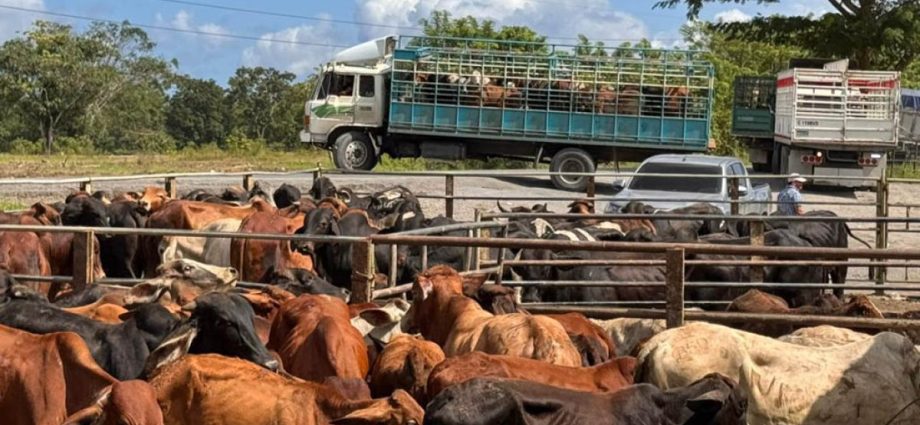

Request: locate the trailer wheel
(550, 148), (595, 191)
(333, 131), (377, 171)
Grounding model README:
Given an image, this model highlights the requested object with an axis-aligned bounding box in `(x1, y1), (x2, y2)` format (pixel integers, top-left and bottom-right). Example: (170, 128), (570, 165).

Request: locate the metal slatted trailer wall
(388, 36), (714, 149)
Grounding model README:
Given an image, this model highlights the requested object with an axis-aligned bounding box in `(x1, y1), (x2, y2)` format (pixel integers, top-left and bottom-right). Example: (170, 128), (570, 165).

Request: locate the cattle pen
(3, 167), (920, 334)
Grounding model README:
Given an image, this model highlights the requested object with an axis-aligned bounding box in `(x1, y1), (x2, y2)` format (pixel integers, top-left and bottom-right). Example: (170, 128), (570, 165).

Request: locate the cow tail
(845, 224), (873, 248)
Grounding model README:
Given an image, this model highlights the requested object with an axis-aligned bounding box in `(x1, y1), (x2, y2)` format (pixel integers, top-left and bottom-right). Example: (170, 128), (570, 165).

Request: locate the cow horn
(181, 300), (197, 312)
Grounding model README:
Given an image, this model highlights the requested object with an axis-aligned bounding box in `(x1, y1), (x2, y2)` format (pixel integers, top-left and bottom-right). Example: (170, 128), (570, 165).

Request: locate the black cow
(61, 192), (109, 228)
(0, 300), (175, 380)
(264, 267), (351, 301)
(621, 201), (724, 238)
(273, 183), (302, 209)
(100, 200), (148, 278)
(371, 186), (425, 232)
(294, 208), (408, 287)
(182, 189), (231, 204)
(425, 374), (746, 425)
(52, 285), (107, 307)
(144, 292), (277, 375)
(337, 187), (373, 210)
(309, 176), (338, 200)
(248, 180), (275, 206)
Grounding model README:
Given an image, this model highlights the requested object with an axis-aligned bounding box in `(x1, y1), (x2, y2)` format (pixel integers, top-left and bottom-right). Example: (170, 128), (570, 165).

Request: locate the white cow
(638, 322), (920, 425)
(159, 218), (242, 267)
(778, 325), (872, 348)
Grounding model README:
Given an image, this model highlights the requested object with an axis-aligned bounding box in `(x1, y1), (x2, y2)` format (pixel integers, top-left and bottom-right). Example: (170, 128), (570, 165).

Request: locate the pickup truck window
(630, 163), (723, 194)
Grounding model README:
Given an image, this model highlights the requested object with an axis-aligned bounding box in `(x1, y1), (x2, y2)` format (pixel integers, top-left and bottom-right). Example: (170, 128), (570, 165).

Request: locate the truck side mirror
(737, 185), (749, 196)
(612, 179), (625, 191)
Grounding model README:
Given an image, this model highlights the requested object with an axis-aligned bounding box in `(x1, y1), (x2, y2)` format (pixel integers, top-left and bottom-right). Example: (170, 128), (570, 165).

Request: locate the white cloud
(354, 0), (650, 48)
(159, 9), (229, 46)
(241, 18), (344, 77)
(0, 0), (45, 42)
(714, 9), (751, 23)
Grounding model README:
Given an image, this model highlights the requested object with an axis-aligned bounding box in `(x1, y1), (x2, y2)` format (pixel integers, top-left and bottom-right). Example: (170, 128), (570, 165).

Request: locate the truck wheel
(333, 131), (377, 171)
(550, 148), (595, 191)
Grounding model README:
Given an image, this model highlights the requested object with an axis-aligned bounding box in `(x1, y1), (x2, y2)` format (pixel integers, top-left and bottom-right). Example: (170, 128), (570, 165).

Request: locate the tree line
(0, 20), (315, 155)
(1, 3), (918, 156)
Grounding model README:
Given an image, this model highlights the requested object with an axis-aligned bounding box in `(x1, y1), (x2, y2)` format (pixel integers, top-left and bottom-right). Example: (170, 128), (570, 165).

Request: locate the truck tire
(333, 131), (377, 171)
(550, 148), (595, 191)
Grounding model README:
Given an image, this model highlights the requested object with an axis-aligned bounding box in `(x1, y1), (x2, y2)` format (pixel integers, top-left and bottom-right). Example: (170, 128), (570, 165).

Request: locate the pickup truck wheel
(550, 148), (595, 191)
(333, 131), (377, 171)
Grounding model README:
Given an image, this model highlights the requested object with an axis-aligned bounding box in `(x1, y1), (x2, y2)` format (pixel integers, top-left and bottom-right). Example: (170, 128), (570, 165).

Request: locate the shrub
(7, 138), (43, 155)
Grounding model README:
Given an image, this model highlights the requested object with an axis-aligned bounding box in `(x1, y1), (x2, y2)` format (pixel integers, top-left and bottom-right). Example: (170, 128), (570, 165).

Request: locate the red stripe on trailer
(777, 77), (794, 88)
(849, 79), (897, 88)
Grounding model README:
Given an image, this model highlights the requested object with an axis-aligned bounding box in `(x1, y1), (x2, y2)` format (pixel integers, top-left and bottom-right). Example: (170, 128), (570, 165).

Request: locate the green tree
(0, 20), (172, 153)
(657, 0), (920, 70)
(226, 66), (295, 143)
(417, 10), (547, 52)
(166, 76), (228, 147)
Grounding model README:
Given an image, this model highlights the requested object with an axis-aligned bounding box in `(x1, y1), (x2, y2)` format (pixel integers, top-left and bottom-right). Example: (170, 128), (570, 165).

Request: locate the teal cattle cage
(388, 36), (714, 150)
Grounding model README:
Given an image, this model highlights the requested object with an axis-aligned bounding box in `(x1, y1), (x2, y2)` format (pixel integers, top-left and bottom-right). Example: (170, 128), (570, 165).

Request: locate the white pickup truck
(604, 154), (772, 215)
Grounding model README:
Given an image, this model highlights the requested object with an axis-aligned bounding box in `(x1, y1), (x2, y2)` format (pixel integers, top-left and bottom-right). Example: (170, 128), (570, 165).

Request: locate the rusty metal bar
(242, 174), (254, 191)
(499, 280), (920, 291)
(665, 248), (685, 329)
(322, 169), (882, 182)
(165, 177), (178, 199)
(875, 175), (889, 292)
(0, 224), (365, 242)
(749, 220), (765, 283)
(482, 212), (909, 223)
(586, 176), (596, 199)
(388, 244), (398, 287)
(350, 239), (375, 303)
(523, 305), (920, 331)
(370, 234), (920, 260)
(373, 283), (413, 299)
(445, 175), (455, 219)
(70, 230), (95, 295)
(463, 228), (473, 272)
(504, 258), (920, 267)
(0, 169), (322, 186)
(421, 245), (429, 271)
(472, 209), (483, 271)
(505, 259), (667, 266)
(421, 195), (871, 206)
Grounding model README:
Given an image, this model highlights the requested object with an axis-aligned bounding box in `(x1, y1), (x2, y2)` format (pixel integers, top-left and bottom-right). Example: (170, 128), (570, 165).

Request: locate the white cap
(788, 173), (807, 183)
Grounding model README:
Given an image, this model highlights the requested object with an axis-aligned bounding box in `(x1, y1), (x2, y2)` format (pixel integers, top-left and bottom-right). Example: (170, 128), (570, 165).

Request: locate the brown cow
(137, 186), (170, 213)
(369, 334), (446, 404)
(0, 325), (161, 425)
(267, 294), (369, 381)
(41, 232), (106, 300)
(231, 211), (314, 283)
(546, 312), (615, 366)
(64, 295), (129, 324)
(405, 266), (581, 366)
(0, 202), (61, 226)
(151, 354), (424, 425)
(63, 380), (164, 425)
(426, 351), (637, 400)
(0, 230), (52, 291)
(727, 289), (884, 336)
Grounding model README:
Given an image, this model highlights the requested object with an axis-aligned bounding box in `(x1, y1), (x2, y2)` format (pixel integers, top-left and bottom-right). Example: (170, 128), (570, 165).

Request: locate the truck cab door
(354, 75), (379, 125)
(310, 73), (356, 130)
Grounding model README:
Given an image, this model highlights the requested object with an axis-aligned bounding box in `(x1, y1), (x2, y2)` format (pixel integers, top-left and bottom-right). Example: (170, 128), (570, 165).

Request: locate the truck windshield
(629, 163), (723, 193)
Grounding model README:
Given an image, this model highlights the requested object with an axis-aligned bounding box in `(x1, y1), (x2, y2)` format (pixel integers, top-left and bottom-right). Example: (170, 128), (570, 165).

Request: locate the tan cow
(405, 265), (581, 367)
(150, 354), (423, 425)
(637, 322), (920, 425)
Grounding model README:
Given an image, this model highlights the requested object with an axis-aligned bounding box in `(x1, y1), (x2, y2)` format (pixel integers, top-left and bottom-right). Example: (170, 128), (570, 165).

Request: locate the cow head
(121, 302), (180, 351)
(310, 177), (338, 200)
(125, 259), (237, 307)
(27, 202), (62, 226)
(679, 373), (748, 425)
(62, 193), (110, 229)
(294, 207), (341, 255)
(273, 183), (302, 209)
(265, 267), (350, 301)
(62, 380), (163, 425)
(138, 186), (170, 212)
(329, 390), (423, 425)
(248, 181), (275, 207)
(145, 292), (278, 375)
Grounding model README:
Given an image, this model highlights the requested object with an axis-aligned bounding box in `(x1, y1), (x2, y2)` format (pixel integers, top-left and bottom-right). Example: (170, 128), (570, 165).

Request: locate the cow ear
(29, 202), (47, 217)
(62, 404), (103, 425)
(615, 356), (638, 382)
(461, 273), (488, 297)
(686, 388), (730, 415)
(358, 309), (395, 327)
(414, 277), (433, 301)
(144, 320), (198, 377)
(330, 220), (341, 235)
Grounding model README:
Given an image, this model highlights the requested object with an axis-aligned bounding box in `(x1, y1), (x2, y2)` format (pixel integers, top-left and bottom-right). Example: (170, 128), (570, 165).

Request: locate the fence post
(388, 244), (398, 288)
(242, 174), (255, 192)
(665, 247), (685, 329)
(445, 175), (455, 219)
(71, 230), (96, 294)
(750, 220), (765, 283)
(875, 174), (889, 293)
(350, 239), (375, 303)
(729, 177), (740, 216)
(80, 180), (92, 194)
(165, 177), (178, 199)
(586, 175), (596, 200)
(472, 209), (482, 271)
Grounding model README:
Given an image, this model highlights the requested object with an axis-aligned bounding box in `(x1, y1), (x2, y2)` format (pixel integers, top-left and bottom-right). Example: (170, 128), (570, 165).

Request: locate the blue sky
(0, 0), (831, 85)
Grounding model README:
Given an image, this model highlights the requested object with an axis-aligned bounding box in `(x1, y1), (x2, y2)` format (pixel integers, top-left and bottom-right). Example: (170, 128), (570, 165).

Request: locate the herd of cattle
(0, 177), (916, 424)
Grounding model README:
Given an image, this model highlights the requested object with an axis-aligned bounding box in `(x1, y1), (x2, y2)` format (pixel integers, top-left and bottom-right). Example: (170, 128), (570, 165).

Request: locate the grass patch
(890, 162), (920, 179)
(0, 199), (27, 211)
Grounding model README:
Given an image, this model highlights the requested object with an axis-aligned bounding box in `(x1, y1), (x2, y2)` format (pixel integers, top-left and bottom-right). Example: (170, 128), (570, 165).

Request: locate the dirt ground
(2, 171), (920, 311)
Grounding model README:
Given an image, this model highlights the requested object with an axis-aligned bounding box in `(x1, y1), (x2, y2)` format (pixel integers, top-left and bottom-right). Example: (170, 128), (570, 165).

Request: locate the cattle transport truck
(732, 60), (900, 187)
(300, 35), (714, 190)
